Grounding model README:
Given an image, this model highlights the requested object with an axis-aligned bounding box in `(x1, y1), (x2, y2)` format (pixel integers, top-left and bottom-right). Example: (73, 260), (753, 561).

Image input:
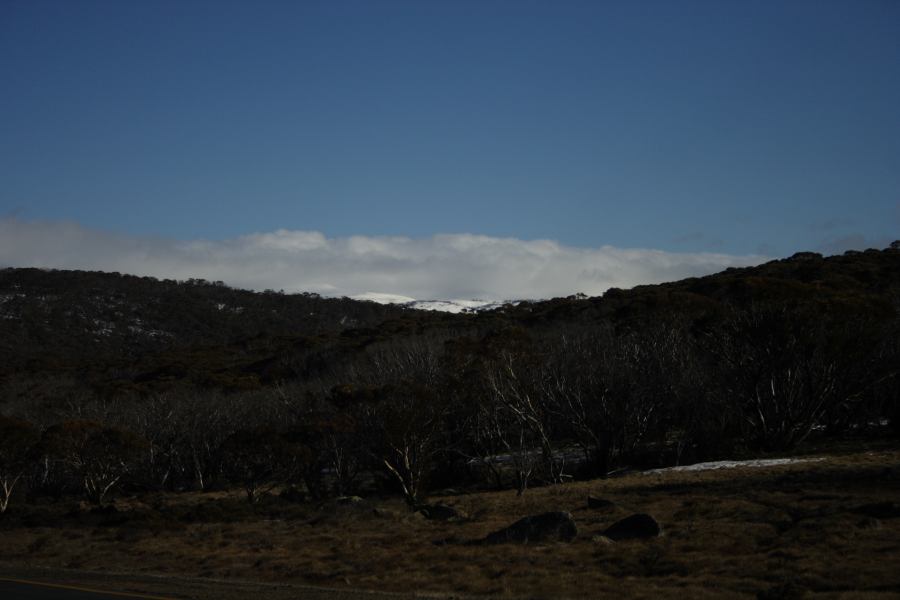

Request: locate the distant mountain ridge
(352, 292), (515, 313)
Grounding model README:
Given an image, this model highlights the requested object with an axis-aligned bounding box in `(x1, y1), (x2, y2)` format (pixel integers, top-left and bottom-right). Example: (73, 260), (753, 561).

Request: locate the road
(0, 579), (173, 599)
(0, 570), (447, 600)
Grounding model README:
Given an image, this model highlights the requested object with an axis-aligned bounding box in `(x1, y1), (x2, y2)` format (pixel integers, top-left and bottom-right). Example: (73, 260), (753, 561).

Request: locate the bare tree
(708, 303), (868, 451)
(539, 330), (619, 477)
(270, 382), (364, 499)
(179, 392), (240, 491)
(539, 323), (682, 476)
(220, 427), (310, 503)
(0, 416), (39, 513)
(42, 420), (146, 505)
(124, 393), (184, 490)
(485, 349), (562, 492)
(341, 338), (450, 507)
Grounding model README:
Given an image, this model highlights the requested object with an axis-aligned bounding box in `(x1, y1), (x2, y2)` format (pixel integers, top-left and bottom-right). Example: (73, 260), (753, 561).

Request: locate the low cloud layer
(0, 218), (766, 300)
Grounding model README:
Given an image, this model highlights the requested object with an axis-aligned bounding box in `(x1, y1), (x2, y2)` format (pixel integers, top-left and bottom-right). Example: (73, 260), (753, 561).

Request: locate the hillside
(1, 244), (899, 400)
(0, 268), (417, 360)
(502, 245), (900, 329)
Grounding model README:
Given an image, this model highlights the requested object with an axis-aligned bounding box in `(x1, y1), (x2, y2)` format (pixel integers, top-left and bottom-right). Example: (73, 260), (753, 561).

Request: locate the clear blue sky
(1, 0), (898, 257)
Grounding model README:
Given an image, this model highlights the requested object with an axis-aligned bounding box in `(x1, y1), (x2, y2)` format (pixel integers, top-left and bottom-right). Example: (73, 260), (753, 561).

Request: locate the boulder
(587, 496), (616, 510)
(418, 503), (468, 521)
(602, 513), (660, 540)
(483, 511), (578, 544)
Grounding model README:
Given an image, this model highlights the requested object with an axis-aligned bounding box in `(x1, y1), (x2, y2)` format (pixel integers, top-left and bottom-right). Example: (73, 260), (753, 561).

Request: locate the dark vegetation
(0, 244), (898, 512)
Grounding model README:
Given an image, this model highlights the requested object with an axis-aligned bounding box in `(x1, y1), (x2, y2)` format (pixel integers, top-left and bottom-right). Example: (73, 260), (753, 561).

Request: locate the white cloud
(0, 218), (766, 300)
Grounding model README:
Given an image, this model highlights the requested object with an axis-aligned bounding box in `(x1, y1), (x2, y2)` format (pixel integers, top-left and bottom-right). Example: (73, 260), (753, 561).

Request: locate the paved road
(0, 579), (172, 600)
(0, 569), (437, 600)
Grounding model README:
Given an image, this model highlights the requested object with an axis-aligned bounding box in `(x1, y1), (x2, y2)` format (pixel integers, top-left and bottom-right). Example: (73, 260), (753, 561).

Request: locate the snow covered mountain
(352, 292), (515, 314)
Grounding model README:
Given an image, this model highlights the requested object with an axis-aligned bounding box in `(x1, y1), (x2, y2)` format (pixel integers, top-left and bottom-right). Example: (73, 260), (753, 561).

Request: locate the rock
(418, 503), (468, 521)
(483, 511), (578, 544)
(587, 496), (616, 510)
(602, 513), (660, 540)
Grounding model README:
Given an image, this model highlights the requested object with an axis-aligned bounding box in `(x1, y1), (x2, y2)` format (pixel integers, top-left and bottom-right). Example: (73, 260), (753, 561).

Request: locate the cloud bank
(0, 218), (766, 301)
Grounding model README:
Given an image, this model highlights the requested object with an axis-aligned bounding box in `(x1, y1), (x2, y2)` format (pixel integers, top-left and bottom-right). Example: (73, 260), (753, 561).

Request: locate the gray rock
(602, 513), (661, 540)
(483, 511), (578, 544)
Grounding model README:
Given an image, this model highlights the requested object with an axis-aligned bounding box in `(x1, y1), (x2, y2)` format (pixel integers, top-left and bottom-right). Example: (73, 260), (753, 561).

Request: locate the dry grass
(2, 443), (900, 599)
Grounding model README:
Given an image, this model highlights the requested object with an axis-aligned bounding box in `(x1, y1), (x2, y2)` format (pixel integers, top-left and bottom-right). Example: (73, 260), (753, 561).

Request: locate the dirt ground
(2, 440), (900, 599)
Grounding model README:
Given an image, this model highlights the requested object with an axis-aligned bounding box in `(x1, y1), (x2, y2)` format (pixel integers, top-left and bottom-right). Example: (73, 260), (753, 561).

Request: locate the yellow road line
(0, 577), (176, 600)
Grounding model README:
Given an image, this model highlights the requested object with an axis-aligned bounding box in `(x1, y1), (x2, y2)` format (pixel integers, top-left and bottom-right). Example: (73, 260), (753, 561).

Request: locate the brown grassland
(2, 439), (899, 599)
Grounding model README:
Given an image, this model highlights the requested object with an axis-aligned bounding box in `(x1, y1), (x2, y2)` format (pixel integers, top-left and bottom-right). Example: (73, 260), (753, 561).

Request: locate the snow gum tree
(220, 427), (311, 504)
(42, 420), (147, 505)
(0, 416), (40, 513)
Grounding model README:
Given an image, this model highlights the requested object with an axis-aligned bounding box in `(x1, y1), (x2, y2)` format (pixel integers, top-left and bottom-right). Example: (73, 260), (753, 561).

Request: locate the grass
(2, 440), (899, 599)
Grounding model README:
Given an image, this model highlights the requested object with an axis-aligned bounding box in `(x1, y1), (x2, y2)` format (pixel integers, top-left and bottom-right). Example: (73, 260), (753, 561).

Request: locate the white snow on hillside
(643, 457), (825, 475)
(353, 292), (515, 313)
(405, 299), (510, 313)
(352, 292), (417, 304)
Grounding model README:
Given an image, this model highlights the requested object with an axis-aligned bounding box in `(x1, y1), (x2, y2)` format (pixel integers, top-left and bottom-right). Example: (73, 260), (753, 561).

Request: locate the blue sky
(1, 0), (898, 298)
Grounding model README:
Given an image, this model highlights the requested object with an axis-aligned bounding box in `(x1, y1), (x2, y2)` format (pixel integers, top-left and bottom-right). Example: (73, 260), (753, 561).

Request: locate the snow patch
(353, 291), (514, 313)
(406, 299), (506, 314)
(352, 292), (417, 304)
(643, 457), (825, 475)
